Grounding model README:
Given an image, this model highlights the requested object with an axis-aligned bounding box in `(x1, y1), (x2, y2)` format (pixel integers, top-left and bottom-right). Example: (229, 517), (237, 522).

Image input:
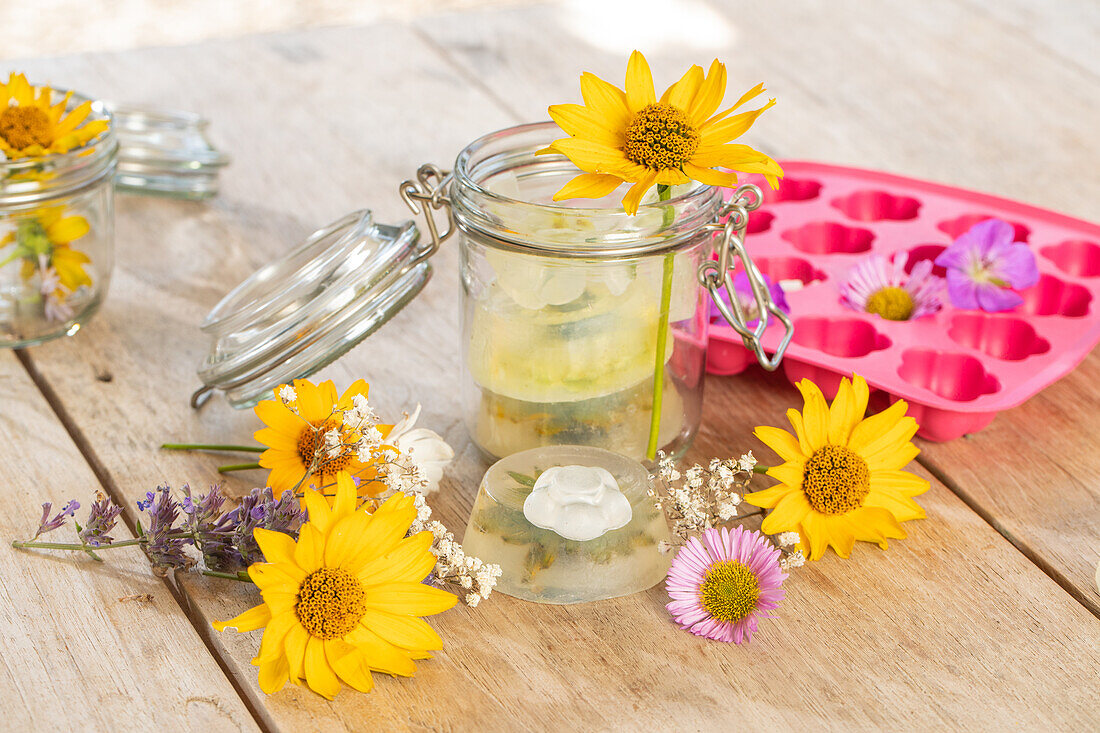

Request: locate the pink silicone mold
(709, 161), (1100, 441)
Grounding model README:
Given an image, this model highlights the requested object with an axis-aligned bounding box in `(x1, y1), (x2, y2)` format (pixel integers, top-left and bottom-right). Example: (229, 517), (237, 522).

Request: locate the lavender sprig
(78, 493), (123, 547)
(34, 500), (79, 539)
(13, 484), (306, 582)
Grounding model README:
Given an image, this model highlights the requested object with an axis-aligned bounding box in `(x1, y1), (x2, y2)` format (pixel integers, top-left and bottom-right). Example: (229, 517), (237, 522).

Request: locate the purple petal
(995, 243), (1040, 290)
(975, 283), (1024, 312)
(945, 270), (981, 309)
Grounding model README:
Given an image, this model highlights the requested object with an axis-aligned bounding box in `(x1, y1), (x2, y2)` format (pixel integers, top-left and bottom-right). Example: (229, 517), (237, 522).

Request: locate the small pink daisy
(665, 526), (787, 644)
(840, 252), (943, 321)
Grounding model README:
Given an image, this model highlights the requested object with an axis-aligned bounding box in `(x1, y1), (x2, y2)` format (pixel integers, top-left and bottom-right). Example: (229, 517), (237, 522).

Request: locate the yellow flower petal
(620, 170), (658, 215)
(252, 528), (298, 567)
(552, 172), (624, 202)
(283, 624), (309, 685)
(304, 636), (342, 700)
(660, 63), (704, 110)
(294, 524), (325, 573)
(548, 103), (624, 148)
(545, 137), (635, 177)
(579, 71), (632, 132)
(341, 628), (418, 677)
(325, 640), (375, 693)
(45, 215), (89, 244)
(252, 613), (296, 666)
(257, 655), (291, 695)
(687, 59), (727, 125)
(624, 50), (656, 112)
(698, 98), (777, 146)
(759, 490), (811, 534)
(302, 488), (335, 535)
(362, 582), (457, 616)
(356, 531), (436, 586)
(681, 161), (737, 188)
(795, 379), (830, 451)
(360, 609), (444, 651)
(754, 425), (806, 463)
(743, 482), (795, 509)
(212, 603), (270, 633)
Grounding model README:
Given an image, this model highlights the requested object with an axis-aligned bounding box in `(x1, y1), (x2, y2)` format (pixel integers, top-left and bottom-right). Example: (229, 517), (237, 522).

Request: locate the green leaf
(507, 471), (537, 488)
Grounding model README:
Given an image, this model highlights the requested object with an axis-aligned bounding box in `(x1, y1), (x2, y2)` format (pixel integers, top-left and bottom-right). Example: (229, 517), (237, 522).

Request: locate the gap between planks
(916, 452), (1100, 620)
(13, 347), (280, 733)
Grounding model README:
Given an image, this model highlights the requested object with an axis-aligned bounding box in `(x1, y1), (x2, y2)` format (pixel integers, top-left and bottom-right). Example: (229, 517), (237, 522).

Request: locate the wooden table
(3, 1), (1098, 730)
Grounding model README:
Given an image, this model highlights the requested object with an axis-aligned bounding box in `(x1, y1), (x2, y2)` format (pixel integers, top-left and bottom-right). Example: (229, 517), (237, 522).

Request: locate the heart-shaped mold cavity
(781, 222), (874, 255)
(746, 210), (775, 234)
(791, 316), (891, 358)
(947, 313), (1051, 361)
(763, 178), (822, 204)
(830, 190), (921, 222)
(1018, 274), (1092, 317)
(937, 214), (1030, 243)
(1040, 240), (1100, 278)
(749, 256), (827, 287)
(902, 244), (948, 277)
(897, 349), (1000, 402)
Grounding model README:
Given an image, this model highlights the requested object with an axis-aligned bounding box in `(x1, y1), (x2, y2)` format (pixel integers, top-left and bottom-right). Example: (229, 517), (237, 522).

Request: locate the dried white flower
(737, 451), (757, 473)
(776, 532), (800, 547)
(321, 428), (343, 459)
(385, 404), (454, 494)
(277, 385), (297, 406)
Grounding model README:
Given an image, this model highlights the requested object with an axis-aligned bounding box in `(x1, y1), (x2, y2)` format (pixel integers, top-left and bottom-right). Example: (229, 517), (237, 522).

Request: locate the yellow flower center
(802, 444), (871, 515)
(624, 103), (699, 171)
(295, 567), (368, 639)
(297, 420), (353, 473)
(0, 105), (53, 150)
(699, 560), (760, 623)
(865, 286), (914, 321)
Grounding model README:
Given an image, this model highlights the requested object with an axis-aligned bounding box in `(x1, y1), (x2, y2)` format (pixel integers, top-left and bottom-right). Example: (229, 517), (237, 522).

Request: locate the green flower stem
(753, 465), (771, 474)
(12, 537), (143, 552)
(218, 462), (262, 474)
(646, 185), (676, 461)
(161, 443), (265, 453)
(201, 570), (254, 583)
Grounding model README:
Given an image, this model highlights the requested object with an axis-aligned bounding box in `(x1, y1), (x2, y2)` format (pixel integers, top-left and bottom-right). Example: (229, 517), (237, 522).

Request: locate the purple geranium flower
(934, 218), (1039, 312)
(710, 271), (790, 328)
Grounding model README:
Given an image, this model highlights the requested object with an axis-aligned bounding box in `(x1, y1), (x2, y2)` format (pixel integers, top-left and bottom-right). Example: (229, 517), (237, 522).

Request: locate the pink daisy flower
(665, 526), (787, 644)
(840, 252), (943, 321)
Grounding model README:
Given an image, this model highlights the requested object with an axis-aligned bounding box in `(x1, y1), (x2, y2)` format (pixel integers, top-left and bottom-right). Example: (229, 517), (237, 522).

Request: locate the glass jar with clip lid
(194, 121), (792, 463)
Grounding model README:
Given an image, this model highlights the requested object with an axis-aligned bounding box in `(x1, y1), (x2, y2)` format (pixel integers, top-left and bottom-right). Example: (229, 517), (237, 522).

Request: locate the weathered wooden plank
(7, 5), (1100, 731)
(0, 352), (260, 733)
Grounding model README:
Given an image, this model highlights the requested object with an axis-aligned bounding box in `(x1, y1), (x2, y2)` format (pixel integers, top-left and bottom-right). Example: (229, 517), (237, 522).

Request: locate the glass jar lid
(193, 209), (429, 408)
(109, 105), (229, 199)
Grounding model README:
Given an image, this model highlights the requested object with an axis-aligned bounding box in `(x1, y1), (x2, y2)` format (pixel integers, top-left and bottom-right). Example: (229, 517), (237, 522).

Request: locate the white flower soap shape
(522, 464), (633, 542)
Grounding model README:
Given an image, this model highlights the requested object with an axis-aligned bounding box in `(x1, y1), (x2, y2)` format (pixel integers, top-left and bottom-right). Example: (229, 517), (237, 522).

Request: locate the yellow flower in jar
(540, 50), (783, 214)
(2, 206), (93, 294)
(0, 73), (109, 159)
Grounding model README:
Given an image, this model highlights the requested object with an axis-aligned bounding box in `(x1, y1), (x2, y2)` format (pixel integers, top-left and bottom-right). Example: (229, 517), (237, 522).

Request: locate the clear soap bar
(462, 445), (672, 604)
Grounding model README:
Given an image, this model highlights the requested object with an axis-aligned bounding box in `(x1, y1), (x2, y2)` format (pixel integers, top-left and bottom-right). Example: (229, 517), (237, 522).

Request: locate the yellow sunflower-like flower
(255, 378), (393, 498)
(214, 471), (457, 699)
(539, 50), (783, 215)
(0, 73), (109, 159)
(6, 206), (93, 292)
(744, 374), (929, 560)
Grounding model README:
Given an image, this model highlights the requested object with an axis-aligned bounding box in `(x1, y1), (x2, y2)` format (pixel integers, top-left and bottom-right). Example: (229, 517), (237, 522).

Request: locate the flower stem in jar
(646, 185), (676, 460)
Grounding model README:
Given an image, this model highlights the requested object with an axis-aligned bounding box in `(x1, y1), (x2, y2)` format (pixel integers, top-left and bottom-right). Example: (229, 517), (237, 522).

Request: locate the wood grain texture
(0, 352), (259, 733)
(4, 1), (1099, 729)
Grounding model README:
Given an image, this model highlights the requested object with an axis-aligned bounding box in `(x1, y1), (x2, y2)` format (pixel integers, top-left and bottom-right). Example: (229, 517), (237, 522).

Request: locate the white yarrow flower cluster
(402, 469), (501, 607)
(650, 452), (752, 543)
(277, 385), (297, 405)
(651, 451), (804, 572)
